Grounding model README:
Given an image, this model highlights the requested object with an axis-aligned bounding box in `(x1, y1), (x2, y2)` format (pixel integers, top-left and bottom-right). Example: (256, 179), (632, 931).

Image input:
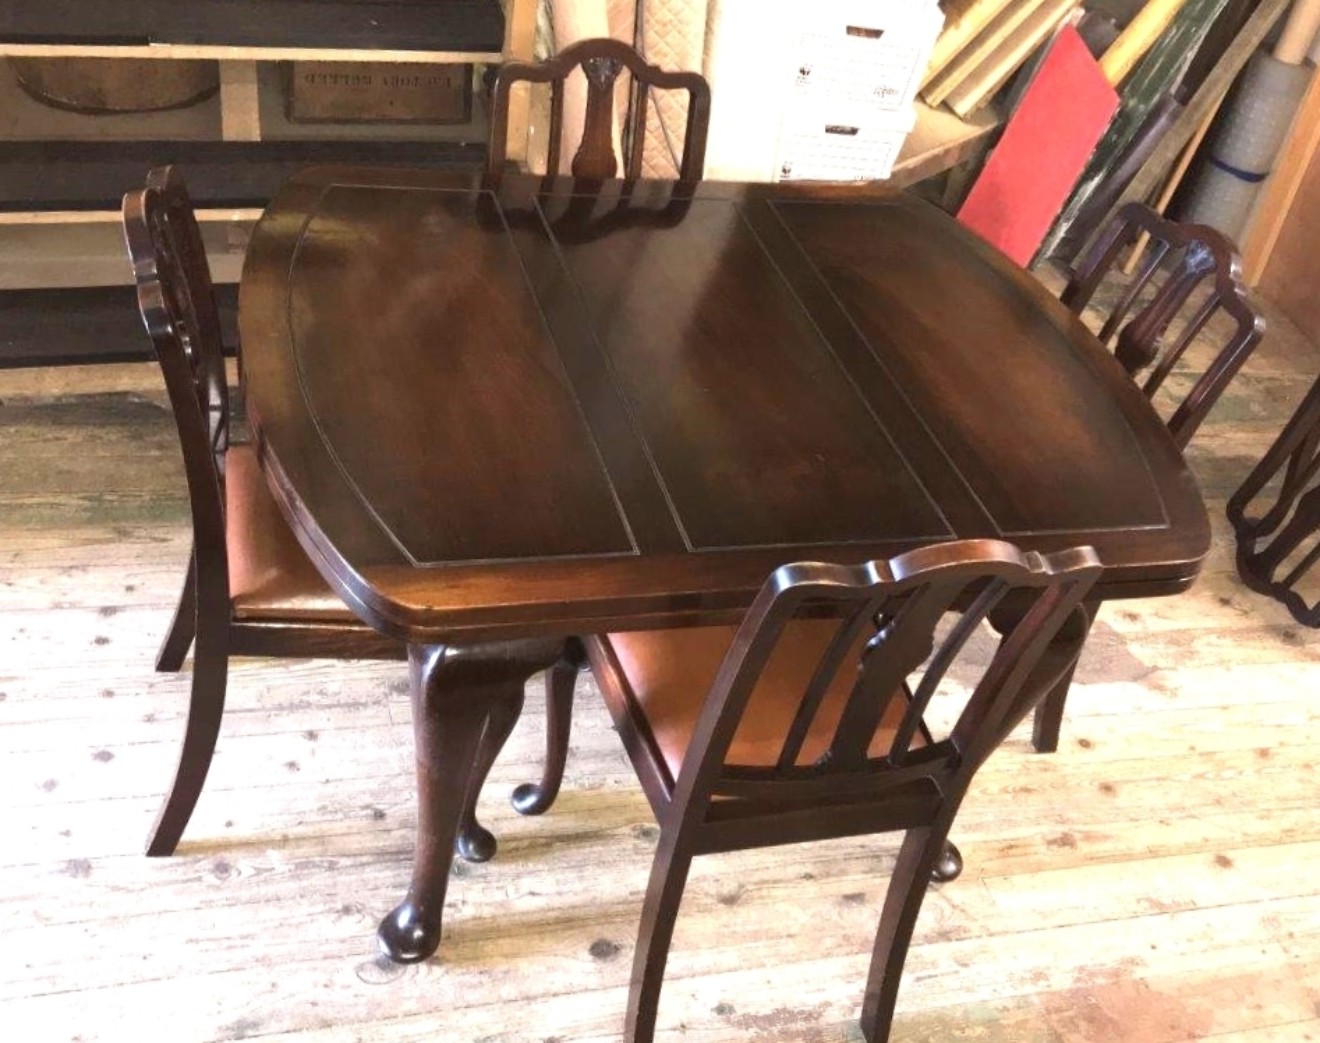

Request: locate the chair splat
(578, 539), (1101, 1042)
(487, 37), (711, 183)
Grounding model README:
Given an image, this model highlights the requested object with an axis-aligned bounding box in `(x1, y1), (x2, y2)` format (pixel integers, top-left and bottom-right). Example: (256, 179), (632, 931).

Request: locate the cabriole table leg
(987, 599), (1096, 753)
(378, 638), (566, 963)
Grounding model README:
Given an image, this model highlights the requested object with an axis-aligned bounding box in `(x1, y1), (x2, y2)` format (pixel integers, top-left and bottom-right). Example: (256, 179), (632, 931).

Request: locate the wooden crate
(286, 61), (472, 124)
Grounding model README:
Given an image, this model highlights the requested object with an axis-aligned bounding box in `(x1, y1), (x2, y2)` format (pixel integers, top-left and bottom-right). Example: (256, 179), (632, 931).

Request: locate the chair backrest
(1227, 372), (1320, 627)
(486, 37), (711, 182)
(122, 166), (230, 599)
(670, 540), (1101, 825)
(1062, 202), (1265, 450)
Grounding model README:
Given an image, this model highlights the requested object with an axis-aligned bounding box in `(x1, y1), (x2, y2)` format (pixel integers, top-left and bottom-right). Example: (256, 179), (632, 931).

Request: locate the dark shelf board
(1, 0), (504, 53)
(0, 284), (238, 368)
(0, 138), (486, 211)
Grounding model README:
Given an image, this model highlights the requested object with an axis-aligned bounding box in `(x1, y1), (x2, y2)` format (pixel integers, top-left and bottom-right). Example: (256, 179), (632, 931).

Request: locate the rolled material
(1183, 51), (1312, 240)
(1181, 161), (1262, 239)
(1215, 52), (1312, 171)
(1076, 10), (1121, 57)
(1099, 0), (1190, 85)
(1274, 0), (1320, 63)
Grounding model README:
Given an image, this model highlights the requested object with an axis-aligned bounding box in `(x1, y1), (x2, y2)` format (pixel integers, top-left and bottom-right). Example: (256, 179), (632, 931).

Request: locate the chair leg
(155, 547), (197, 672)
(912, 708), (962, 884)
(145, 618), (228, 856)
(1030, 683), (1070, 753)
(454, 684), (526, 863)
(859, 825), (951, 1043)
(512, 641), (581, 816)
(1029, 602), (1096, 753)
(626, 833), (695, 1043)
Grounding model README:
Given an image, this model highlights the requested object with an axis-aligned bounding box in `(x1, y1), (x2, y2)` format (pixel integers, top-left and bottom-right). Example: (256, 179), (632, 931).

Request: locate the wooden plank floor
(1, 285), (1318, 1043)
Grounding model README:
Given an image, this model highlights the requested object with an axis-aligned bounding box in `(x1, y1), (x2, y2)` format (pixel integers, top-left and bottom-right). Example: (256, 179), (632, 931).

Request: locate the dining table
(238, 165), (1211, 964)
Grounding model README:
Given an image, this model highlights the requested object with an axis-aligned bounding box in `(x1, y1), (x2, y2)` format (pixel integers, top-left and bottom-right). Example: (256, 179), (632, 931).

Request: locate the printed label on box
(775, 122), (906, 182)
(789, 30), (929, 114)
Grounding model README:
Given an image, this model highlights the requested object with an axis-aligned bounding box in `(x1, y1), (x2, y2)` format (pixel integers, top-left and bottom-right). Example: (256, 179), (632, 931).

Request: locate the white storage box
(785, 1), (945, 118)
(703, 0), (944, 182)
(774, 107), (918, 183)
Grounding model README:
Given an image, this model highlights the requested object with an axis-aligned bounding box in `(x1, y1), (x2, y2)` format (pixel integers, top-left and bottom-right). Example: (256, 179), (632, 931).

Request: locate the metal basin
(8, 57), (219, 113)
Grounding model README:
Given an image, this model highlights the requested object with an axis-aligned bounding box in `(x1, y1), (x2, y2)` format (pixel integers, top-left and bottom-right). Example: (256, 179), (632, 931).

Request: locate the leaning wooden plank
(944, 0), (1075, 118)
(922, 0), (1018, 88)
(0, 208), (262, 226)
(951, 10), (1078, 118)
(1175, 0), (1257, 102)
(499, 0), (539, 165)
(1241, 67), (1320, 284)
(995, 5), (1087, 116)
(1103, 0), (1292, 231)
(1098, 0), (1190, 86)
(1039, 0), (1231, 260)
(958, 26), (1118, 265)
(924, 0), (1051, 106)
(1121, 88), (1229, 274)
(1273, 0), (1320, 64)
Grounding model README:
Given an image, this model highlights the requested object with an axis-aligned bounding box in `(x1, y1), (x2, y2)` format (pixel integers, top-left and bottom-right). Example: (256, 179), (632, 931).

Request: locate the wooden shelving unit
(0, 1), (996, 367)
(0, 0), (536, 212)
(0, 0), (539, 367)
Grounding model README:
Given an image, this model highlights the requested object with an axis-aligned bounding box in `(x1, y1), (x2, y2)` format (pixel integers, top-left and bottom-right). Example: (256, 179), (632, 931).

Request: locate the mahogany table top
(239, 167), (1209, 644)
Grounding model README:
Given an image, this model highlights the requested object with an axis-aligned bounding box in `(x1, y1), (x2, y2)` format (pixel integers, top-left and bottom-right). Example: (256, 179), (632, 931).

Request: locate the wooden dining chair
(1227, 371), (1320, 627)
(1020, 203), (1268, 754)
(582, 540), (1100, 1042)
(487, 38), (711, 823)
(123, 166), (532, 861)
(486, 36), (710, 182)
(1062, 201), (1266, 451)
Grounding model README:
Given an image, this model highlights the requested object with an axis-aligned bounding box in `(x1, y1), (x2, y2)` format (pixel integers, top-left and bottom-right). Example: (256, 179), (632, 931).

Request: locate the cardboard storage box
(774, 108), (918, 183)
(704, 0), (943, 182)
(287, 61), (472, 124)
(785, 1), (944, 119)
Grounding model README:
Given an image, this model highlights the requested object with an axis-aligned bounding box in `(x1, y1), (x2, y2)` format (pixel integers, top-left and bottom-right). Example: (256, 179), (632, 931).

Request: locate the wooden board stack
(1038, 0), (1232, 262)
(922, 0), (1080, 117)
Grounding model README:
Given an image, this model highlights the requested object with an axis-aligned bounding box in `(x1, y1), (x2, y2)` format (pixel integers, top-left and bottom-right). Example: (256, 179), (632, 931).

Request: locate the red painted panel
(958, 26), (1119, 266)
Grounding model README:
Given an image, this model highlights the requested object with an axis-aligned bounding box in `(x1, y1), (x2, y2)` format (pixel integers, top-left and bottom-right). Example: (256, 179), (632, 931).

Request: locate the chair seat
(225, 445), (358, 622)
(597, 620), (918, 786)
